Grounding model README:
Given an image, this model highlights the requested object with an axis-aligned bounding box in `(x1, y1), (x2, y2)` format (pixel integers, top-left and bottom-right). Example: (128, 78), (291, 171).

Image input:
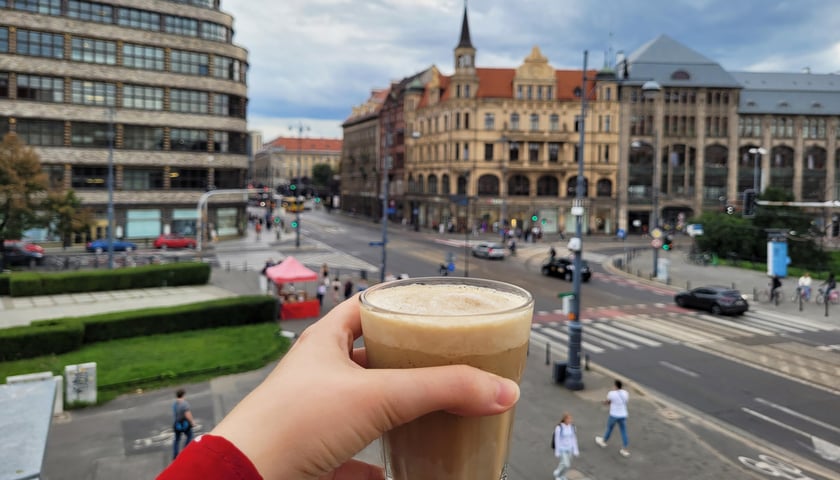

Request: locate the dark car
(86, 239), (137, 253)
(541, 257), (591, 282)
(675, 286), (749, 315)
(3, 243), (45, 267)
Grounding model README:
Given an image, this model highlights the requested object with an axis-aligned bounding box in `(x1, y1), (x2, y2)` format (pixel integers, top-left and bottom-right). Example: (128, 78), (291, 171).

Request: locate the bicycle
(814, 287), (840, 305)
(790, 287), (809, 303)
(756, 286), (781, 305)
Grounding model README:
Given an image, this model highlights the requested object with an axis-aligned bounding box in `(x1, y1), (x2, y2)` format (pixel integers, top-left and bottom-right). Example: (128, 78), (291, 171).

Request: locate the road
(229, 209), (840, 477)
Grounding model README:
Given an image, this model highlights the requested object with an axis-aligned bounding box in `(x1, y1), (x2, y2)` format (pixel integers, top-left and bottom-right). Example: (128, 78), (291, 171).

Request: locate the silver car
(471, 241), (506, 259)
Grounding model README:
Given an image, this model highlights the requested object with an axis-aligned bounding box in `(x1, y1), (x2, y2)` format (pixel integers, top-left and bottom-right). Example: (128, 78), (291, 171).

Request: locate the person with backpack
(552, 412), (579, 480)
(172, 388), (195, 459)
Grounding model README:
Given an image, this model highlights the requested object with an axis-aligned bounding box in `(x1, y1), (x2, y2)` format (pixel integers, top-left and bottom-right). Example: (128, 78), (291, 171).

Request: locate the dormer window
(671, 70), (690, 80)
(746, 101), (757, 107)
(573, 87), (582, 98)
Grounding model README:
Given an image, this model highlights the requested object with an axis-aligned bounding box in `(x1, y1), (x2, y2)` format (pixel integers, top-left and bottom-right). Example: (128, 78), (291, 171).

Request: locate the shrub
(0, 319), (84, 361)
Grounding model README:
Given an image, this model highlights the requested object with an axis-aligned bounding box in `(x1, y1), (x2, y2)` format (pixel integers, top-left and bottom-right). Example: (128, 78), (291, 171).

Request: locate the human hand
(211, 295), (521, 480)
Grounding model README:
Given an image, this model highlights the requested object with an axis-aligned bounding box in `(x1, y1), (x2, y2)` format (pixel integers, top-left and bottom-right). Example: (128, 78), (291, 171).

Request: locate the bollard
(686, 280), (691, 290)
(584, 353), (590, 371)
(545, 342), (550, 365)
(799, 291), (803, 312)
(732, 282), (736, 290)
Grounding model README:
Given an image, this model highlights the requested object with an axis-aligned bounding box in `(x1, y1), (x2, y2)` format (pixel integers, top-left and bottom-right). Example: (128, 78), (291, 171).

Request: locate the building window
(549, 143), (559, 163)
(71, 122), (110, 147)
(71, 37), (117, 65)
(464, 84), (470, 98)
(171, 89), (208, 114)
(17, 74), (63, 102)
(71, 80), (115, 106)
(0, 28), (8, 53)
(484, 143), (494, 161)
(213, 55), (241, 80)
(464, 112), (470, 129)
(510, 113), (520, 130)
(123, 125), (163, 150)
(170, 168), (207, 189)
(550, 114), (559, 131)
(228, 95), (246, 118)
(546, 86), (553, 100)
(213, 131), (245, 153)
(604, 115), (611, 132)
(16, 29), (64, 59)
(213, 93), (229, 116)
(509, 142), (520, 161)
(527, 85), (533, 100)
(123, 168), (163, 190)
(0, 73), (8, 98)
(529, 142), (539, 162)
(530, 113), (539, 131)
(71, 166), (108, 189)
(517, 85), (523, 99)
(200, 21), (227, 41)
(164, 15), (199, 36)
(42, 163), (64, 188)
(13, 0), (60, 15)
(574, 115), (582, 132)
(68, 1), (114, 23)
(117, 8), (160, 30)
(171, 50), (209, 75)
(15, 118), (64, 146)
(122, 43), (164, 70)
(484, 113), (494, 130)
(170, 128), (207, 151)
(122, 84), (163, 110)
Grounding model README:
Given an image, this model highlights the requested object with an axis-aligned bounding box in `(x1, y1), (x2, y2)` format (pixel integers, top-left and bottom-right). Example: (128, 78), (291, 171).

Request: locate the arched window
(566, 176), (588, 197)
(536, 176), (558, 196)
(597, 179), (612, 197)
(508, 175), (529, 196)
(510, 113), (520, 130)
(417, 174), (424, 194)
(671, 70), (690, 80)
(441, 174), (451, 194)
(457, 174), (468, 195)
(477, 174), (499, 195)
(428, 174), (438, 194)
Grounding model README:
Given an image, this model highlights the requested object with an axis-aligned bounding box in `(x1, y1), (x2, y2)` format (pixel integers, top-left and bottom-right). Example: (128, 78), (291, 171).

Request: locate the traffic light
(531, 214), (539, 222)
(662, 234), (673, 251)
(290, 220), (299, 229)
(273, 216), (281, 224)
(289, 184), (297, 191)
(743, 189), (757, 217)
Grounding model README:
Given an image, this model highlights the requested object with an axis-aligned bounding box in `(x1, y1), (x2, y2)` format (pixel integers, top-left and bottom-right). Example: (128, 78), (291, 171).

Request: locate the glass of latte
(360, 277), (534, 480)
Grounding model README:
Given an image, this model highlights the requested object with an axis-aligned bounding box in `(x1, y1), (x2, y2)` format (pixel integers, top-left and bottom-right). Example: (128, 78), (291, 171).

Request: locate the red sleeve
(157, 435), (263, 480)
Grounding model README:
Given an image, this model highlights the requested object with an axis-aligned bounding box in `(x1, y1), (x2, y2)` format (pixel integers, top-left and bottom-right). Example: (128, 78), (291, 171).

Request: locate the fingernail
(496, 378), (520, 407)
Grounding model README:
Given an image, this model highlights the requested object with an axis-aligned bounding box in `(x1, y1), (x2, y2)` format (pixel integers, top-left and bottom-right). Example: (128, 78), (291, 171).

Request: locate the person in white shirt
(595, 379), (630, 457)
(798, 272), (812, 301)
(552, 412), (579, 480)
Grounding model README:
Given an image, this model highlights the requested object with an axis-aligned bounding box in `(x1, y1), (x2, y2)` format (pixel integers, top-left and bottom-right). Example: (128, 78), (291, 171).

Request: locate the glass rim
(359, 276), (533, 317)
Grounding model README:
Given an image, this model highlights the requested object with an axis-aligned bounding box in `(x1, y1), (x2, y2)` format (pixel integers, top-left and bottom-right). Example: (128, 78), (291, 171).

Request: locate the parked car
(541, 257), (591, 282)
(4, 239), (45, 254)
(2, 242), (45, 267)
(153, 234), (196, 249)
(674, 286), (749, 315)
(86, 239), (137, 253)
(471, 241), (506, 259)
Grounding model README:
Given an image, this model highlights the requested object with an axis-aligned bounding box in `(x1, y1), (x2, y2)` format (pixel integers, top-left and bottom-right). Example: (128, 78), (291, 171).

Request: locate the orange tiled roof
(555, 69), (598, 100)
(263, 137), (342, 153)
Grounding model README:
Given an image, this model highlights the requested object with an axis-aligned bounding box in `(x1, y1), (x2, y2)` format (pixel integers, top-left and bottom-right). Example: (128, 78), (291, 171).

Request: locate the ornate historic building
(255, 136), (342, 193)
(0, 0), (249, 243)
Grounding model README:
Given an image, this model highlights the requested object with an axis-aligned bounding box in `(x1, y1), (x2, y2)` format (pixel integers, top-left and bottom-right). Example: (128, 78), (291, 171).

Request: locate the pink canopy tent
(265, 256), (318, 284)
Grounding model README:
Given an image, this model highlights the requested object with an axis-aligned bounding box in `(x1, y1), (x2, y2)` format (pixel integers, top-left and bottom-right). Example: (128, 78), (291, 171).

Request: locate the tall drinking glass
(360, 277), (534, 480)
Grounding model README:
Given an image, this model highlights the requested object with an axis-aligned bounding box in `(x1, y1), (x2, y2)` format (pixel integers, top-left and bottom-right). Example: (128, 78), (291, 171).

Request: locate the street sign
(651, 238), (662, 248)
(617, 228), (626, 240)
(369, 241), (385, 246)
(651, 228), (663, 239)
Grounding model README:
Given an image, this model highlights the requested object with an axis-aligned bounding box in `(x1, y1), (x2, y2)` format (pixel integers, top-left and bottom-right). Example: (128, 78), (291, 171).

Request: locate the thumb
(367, 365), (520, 429)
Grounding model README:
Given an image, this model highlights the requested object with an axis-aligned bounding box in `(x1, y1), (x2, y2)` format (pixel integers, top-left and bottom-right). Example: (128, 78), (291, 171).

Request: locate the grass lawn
(0, 322), (290, 405)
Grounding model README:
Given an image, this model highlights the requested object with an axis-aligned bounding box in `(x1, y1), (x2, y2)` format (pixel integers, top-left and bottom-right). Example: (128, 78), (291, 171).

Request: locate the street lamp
(565, 51), (588, 392)
(748, 147), (767, 193)
(289, 122), (309, 248)
(106, 107), (115, 270)
(641, 80), (662, 278)
(498, 136), (510, 232)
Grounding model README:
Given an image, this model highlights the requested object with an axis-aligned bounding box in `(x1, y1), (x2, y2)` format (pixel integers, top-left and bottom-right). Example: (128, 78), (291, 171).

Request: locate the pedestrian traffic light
(290, 184), (297, 191)
(290, 220), (299, 229)
(273, 216), (281, 224)
(662, 235), (673, 251)
(743, 189), (757, 217)
(531, 214), (539, 222)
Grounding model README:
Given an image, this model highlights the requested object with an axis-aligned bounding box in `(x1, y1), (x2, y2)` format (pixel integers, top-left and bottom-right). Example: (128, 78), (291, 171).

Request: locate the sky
(223, 0), (840, 143)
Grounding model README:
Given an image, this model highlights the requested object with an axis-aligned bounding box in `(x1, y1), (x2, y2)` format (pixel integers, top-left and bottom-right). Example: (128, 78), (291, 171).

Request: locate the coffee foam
(361, 283), (533, 355)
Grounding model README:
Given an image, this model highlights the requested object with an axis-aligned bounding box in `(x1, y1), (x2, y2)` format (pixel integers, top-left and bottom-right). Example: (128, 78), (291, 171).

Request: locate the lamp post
(641, 80), (662, 278)
(463, 171), (470, 277)
(498, 136), (509, 232)
(290, 122), (309, 248)
(565, 51), (588, 392)
(748, 147), (767, 193)
(106, 107), (115, 270)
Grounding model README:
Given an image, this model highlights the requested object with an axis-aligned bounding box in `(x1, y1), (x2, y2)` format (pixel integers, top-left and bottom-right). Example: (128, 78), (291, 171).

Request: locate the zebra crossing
(530, 306), (838, 354)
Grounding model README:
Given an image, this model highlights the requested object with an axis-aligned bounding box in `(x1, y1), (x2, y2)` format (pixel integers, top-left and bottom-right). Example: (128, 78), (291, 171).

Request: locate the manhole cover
(660, 409), (681, 420)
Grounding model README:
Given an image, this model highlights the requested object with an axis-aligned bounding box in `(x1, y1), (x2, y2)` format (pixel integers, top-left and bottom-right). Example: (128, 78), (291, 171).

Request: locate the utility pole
(106, 107), (115, 270)
(290, 122), (309, 248)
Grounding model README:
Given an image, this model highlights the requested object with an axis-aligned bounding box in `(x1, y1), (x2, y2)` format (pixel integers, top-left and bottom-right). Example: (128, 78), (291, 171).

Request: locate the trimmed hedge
(8, 262), (211, 297)
(0, 319), (85, 361)
(0, 295), (277, 361)
(0, 273), (9, 296)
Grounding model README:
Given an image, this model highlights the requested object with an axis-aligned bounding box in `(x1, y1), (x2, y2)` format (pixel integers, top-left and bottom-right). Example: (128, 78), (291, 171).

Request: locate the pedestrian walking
(553, 412), (579, 480)
(316, 282), (327, 307)
(549, 245), (557, 259)
(595, 379), (630, 457)
(331, 275), (341, 302)
(259, 258), (275, 294)
(171, 388), (195, 459)
(343, 279), (354, 300)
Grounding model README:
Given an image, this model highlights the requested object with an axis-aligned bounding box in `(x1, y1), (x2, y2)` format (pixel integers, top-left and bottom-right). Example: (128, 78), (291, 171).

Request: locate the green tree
(0, 133), (49, 267)
(311, 163), (333, 187)
(44, 189), (95, 248)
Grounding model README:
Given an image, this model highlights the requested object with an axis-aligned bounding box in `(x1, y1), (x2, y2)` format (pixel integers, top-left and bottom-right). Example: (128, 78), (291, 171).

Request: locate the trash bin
(558, 292), (575, 315)
(552, 361), (567, 384)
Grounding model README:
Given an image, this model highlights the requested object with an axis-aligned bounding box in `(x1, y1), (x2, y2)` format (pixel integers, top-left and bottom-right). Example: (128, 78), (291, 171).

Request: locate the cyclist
(770, 275), (782, 304)
(822, 272), (836, 302)
(797, 272), (812, 301)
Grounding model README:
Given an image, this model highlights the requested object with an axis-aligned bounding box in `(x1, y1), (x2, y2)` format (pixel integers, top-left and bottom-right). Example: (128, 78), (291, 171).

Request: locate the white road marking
(590, 323), (662, 347)
(754, 397), (840, 435)
(659, 361), (699, 378)
(741, 408), (840, 463)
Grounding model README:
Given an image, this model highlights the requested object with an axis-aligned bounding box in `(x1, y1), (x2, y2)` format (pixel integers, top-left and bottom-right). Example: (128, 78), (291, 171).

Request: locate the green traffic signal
(531, 214), (538, 222)
(291, 221), (299, 229)
(290, 184), (297, 191)
(662, 244), (670, 251)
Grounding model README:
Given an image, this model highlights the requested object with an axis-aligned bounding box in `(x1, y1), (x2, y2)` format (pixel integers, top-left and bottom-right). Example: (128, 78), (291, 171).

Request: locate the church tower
(452, 5), (478, 99)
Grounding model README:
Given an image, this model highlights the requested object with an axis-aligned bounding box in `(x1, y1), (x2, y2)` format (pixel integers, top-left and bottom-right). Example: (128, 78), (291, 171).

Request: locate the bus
(281, 196), (305, 213)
